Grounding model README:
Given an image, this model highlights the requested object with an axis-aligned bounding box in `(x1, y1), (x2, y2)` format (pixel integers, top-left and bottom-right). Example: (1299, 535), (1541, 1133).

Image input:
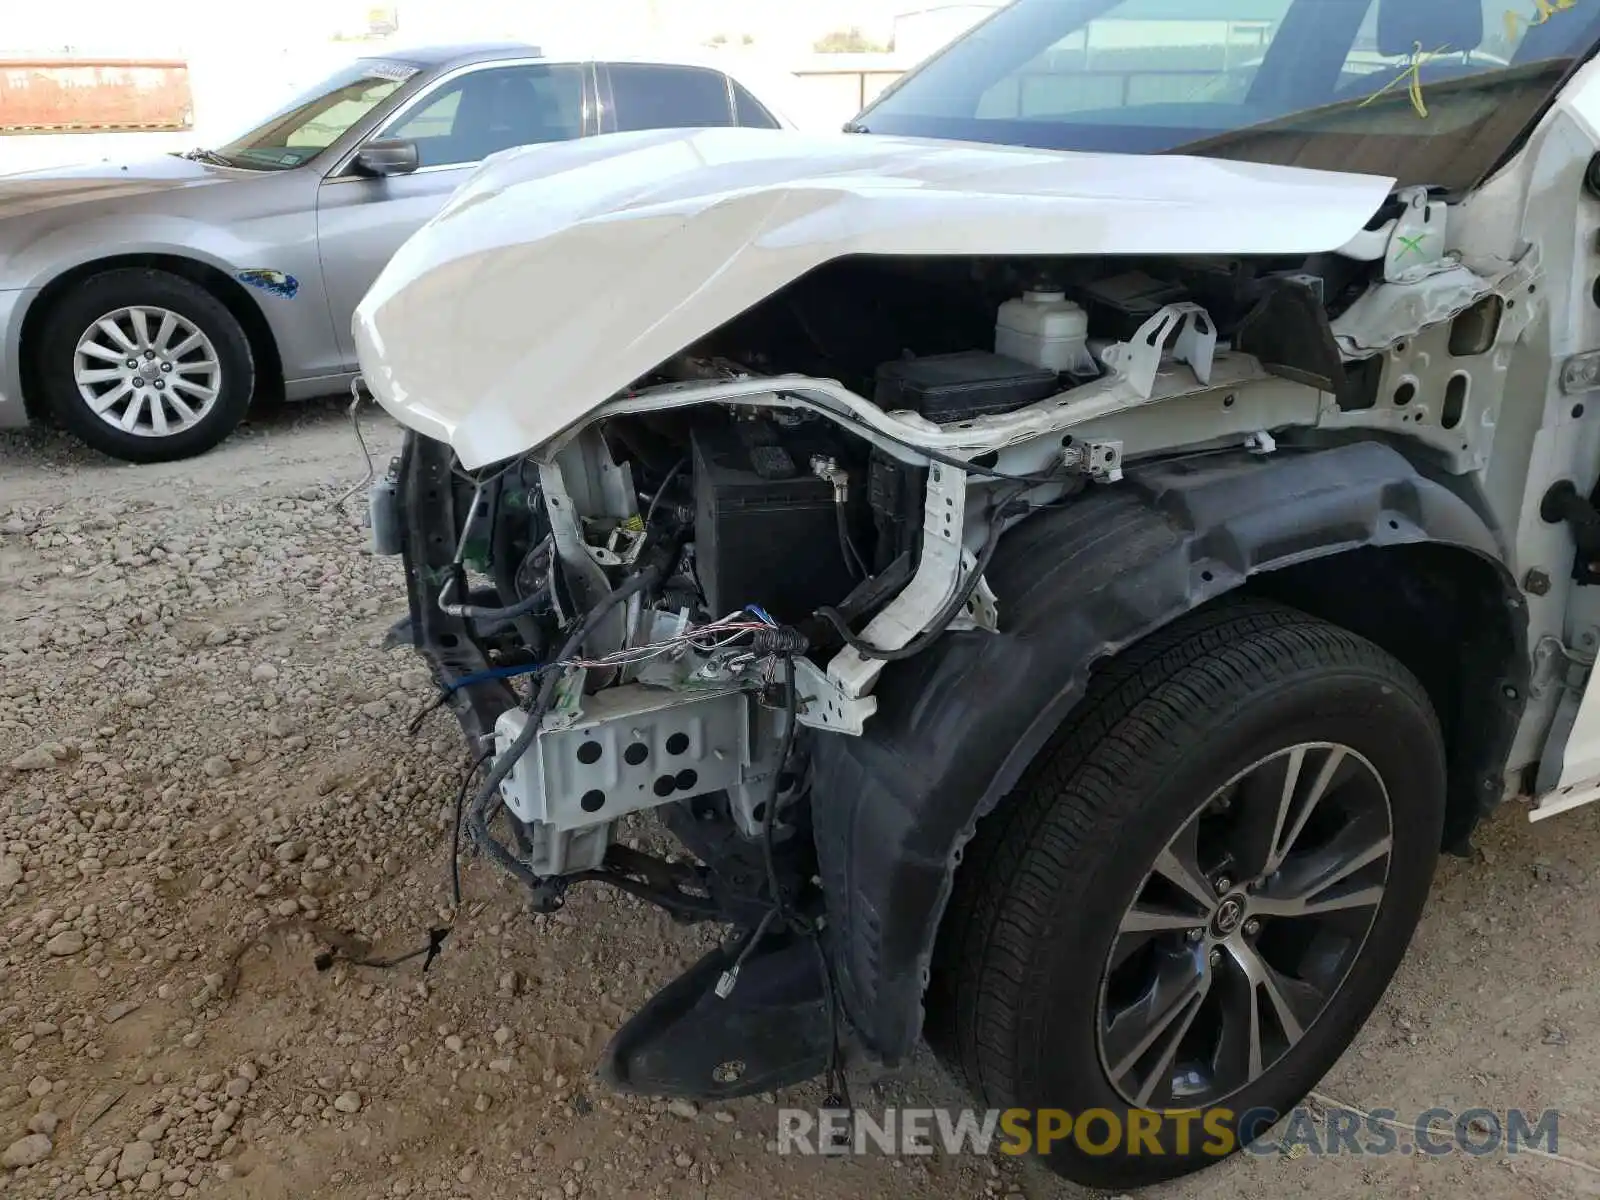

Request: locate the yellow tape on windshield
(1505, 0), (1579, 42)
(1356, 1), (1578, 121)
(1360, 41), (1450, 118)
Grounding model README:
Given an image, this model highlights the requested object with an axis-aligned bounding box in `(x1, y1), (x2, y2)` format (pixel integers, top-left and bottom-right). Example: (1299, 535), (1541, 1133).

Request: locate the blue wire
(410, 662), (546, 736)
(444, 662), (544, 695)
(745, 604), (778, 627)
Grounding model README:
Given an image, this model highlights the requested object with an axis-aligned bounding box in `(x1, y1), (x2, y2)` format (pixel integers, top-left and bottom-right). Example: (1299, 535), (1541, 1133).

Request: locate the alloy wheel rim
(1095, 742), (1393, 1109)
(73, 306), (222, 438)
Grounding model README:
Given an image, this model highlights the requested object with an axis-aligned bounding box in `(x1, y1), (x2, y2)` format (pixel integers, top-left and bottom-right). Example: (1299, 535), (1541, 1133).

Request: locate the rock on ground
(44, 929), (84, 956)
(1, 1134), (51, 1168)
(115, 1139), (155, 1181)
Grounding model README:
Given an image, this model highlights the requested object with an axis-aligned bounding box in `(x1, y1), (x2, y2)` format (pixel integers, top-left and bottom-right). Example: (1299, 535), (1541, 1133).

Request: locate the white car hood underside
(352, 127), (1395, 469)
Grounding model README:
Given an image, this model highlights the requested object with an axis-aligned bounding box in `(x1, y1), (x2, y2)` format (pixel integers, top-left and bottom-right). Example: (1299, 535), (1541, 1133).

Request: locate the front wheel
(927, 602), (1445, 1189)
(37, 268), (255, 463)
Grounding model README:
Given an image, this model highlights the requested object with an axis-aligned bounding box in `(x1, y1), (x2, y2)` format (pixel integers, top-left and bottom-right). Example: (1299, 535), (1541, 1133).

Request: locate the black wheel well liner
(1239, 542), (1518, 848)
(808, 439), (1528, 1066)
(18, 253), (284, 419)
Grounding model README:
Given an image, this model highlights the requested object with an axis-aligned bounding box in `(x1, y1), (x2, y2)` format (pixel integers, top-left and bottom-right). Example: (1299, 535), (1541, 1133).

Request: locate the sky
(1, 0), (935, 56)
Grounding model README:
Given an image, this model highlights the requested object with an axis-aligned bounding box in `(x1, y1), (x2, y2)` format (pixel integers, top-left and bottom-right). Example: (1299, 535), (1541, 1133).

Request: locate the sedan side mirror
(352, 138), (420, 177)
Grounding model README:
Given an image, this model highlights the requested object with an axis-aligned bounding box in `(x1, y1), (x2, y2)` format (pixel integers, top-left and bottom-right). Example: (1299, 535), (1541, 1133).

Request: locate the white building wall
(891, 4), (1003, 60)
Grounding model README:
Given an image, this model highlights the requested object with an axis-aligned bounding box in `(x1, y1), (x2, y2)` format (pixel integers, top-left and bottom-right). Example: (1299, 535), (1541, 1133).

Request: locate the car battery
(691, 420), (856, 625)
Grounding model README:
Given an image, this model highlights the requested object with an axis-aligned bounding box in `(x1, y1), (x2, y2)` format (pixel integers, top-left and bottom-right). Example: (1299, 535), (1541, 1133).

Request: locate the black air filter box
(874, 351), (1059, 424)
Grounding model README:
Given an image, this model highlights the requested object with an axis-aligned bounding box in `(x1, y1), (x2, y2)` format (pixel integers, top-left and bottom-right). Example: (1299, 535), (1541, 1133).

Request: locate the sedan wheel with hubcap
(74, 305), (223, 438)
(39, 267), (256, 463)
(927, 603), (1445, 1190)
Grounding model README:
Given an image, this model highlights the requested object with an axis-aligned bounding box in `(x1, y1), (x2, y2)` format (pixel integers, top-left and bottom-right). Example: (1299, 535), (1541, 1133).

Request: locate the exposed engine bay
(392, 251), (1331, 882)
(366, 179), (1533, 1098)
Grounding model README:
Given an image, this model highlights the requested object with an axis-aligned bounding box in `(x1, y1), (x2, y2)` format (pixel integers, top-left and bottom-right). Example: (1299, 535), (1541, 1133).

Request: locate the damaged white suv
(354, 0), (1600, 1186)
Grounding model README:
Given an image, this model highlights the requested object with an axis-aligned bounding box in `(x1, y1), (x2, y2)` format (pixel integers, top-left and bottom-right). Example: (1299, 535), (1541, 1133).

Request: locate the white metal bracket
(538, 429), (638, 655)
(538, 461), (608, 624)
(1383, 186), (1450, 283)
(1061, 438), (1123, 482)
(580, 521), (646, 569)
(827, 464), (970, 700)
(792, 657), (877, 735)
(1102, 302), (1217, 399)
(948, 548), (999, 633)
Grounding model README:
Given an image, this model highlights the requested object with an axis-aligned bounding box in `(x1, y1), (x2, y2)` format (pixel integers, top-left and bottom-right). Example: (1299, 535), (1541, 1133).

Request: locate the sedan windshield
(856, 0), (1600, 190)
(212, 59), (421, 170)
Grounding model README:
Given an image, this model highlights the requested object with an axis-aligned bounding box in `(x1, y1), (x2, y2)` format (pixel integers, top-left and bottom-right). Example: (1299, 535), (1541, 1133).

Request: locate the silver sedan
(0, 44), (797, 461)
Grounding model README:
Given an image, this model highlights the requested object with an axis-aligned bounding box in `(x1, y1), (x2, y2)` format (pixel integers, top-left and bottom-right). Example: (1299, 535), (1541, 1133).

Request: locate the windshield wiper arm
(842, 121), (871, 134)
(178, 147), (234, 167)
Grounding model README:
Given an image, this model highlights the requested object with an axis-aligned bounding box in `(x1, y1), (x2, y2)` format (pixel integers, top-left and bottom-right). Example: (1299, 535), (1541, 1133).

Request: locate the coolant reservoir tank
(996, 290), (1096, 375)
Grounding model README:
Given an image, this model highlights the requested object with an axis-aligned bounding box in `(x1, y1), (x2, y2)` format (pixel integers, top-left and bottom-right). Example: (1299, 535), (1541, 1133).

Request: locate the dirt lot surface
(5, 399), (1600, 1200)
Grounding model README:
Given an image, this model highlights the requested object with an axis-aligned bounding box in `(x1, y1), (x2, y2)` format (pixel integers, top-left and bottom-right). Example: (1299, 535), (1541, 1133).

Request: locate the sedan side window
(608, 63), (736, 130)
(731, 79), (782, 129)
(384, 63), (585, 168)
(390, 88), (462, 142)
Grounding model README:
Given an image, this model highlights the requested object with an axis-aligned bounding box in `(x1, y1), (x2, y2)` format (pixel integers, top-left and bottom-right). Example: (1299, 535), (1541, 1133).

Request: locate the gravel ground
(4, 397), (1600, 1200)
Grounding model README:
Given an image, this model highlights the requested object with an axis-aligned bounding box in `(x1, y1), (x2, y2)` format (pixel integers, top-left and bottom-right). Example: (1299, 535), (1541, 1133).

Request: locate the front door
(315, 60), (593, 366)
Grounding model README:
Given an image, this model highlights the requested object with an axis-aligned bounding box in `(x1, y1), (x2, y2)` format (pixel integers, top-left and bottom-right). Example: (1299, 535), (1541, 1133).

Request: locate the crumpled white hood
(353, 127), (1394, 469)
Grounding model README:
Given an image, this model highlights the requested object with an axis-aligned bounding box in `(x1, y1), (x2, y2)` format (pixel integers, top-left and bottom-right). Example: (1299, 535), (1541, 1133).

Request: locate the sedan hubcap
(73, 306), (221, 438)
(1096, 742), (1393, 1109)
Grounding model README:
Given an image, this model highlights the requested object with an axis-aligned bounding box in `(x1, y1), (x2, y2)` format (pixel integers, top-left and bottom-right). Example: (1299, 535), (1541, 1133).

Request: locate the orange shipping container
(0, 59), (193, 134)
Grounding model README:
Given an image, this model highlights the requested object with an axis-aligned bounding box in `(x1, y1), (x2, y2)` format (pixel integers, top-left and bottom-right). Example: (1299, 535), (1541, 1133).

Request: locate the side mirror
(352, 138), (420, 177)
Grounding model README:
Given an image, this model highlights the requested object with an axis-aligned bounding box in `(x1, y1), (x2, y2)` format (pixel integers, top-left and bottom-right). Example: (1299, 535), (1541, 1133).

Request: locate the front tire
(37, 268), (255, 463)
(927, 602), (1445, 1189)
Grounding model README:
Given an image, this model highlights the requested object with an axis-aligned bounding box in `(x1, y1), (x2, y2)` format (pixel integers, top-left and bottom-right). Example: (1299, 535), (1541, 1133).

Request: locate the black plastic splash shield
(599, 934), (833, 1099)
(808, 440), (1526, 1066)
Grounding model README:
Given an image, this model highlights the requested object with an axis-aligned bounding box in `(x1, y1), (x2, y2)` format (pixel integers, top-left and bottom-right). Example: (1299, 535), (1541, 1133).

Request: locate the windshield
(213, 59), (421, 170)
(856, 0), (1600, 190)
